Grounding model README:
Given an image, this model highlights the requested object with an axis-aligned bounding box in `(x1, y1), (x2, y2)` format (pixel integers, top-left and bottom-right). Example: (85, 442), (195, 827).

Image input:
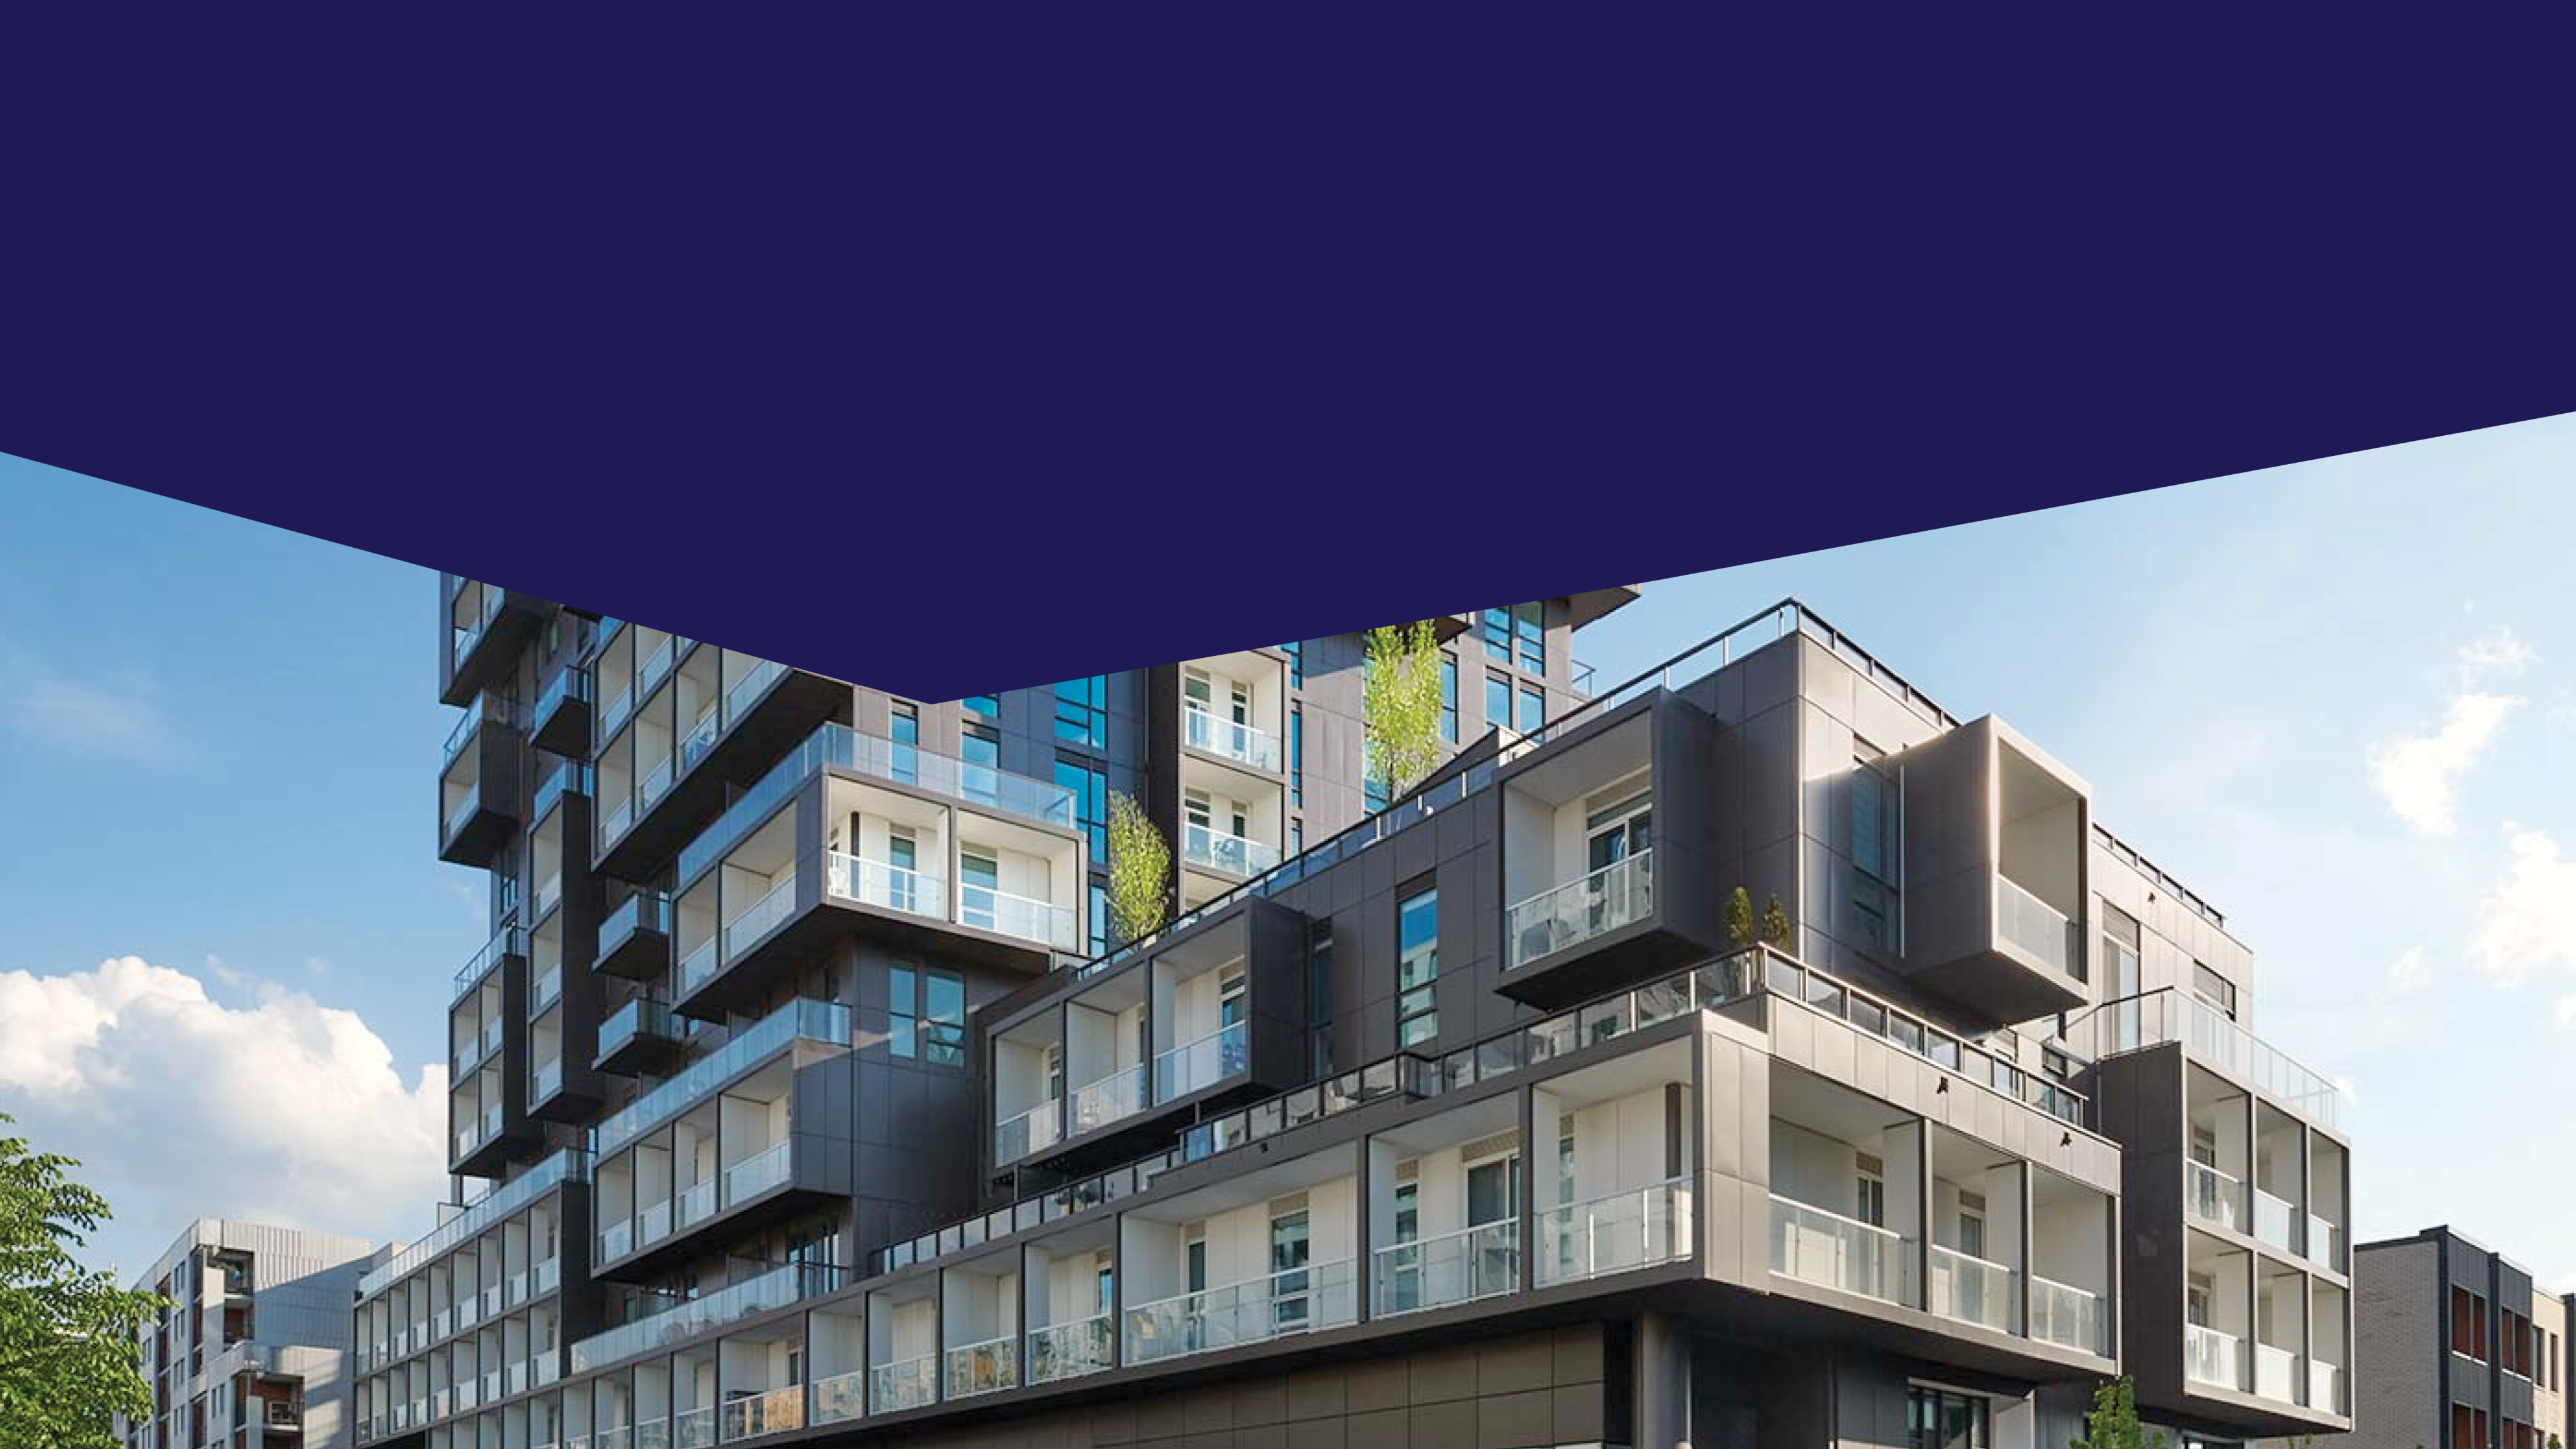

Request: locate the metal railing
(1506, 849), (1654, 969)
(1154, 1019), (1248, 1101)
(1374, 1220), (1518, 1316)
(2185, 1323), (2243, 1389)
(717, 1385), (801, 1441)
(958, 880), (1077, 950)
(1538, 1179), (1694, 1285)
(994, 1100), (1062, 1165)
(868, 1353), (936, 1414)
(1182, 822), (1281, 877)
(1770, 1194), (1904, 1303)
(2066, 987), (2343, 1130)
(2030, 1274), (2104, 1353)
(1928, 1243), (2016, 1333)
(1123, 1257), (1359, 1364)
(943, 1335), (1018, 1398)
(825, 851), (945, 920)
(592, 999), (850, 1158)
(569, 1260), (843, 1372)
(1026, 1314), (1114, 1384)
(1994, 875), (2077, 976)
(1069, 1062), (1148, 1135)
(452, 926), (523, 1003)
(1183, 705), (1281, 771)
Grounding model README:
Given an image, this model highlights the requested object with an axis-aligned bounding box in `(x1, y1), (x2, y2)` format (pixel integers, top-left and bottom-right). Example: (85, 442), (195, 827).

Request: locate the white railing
(994, 1100), (1062, 1165)
(723, 876), (799, 961)
(1506, 850), (1655, 970)
(723, 1141), (792, 1206)
(943, 1335), (1018, 1398)
(1995, 874), (2078, 974)
(1183, 705), (1282, 771)
(2030, 1274), (2104, 1354)
(824, 852), (946, 920)
(2310, 1360), (2343, 1413)
(2251, 1187), (2298, 1253)
(2307, 1212), (2340, 1270)
(2253, 1342), (2297, 1402)
(1538, 1178), (1694, 1286)
(1374, 1220), (1519, 1317)
(1182, 822), (1281, 877)
(1769, 1194), (1903, 1302)
(869, 1354), (937, 1414)
(1155, 1019), (1250, 1101)
(717, 1385), (801, 1441)
(1026, 1314), (1114, 1384)
(1928, 1244), (2016, 1333)
(958, 881), (1077, 950)
(809, 1369), (864, 1426)
(2185, 1323), (2243, 1389)
(1069, 1062), (1147, 1135)
(2186, 1160), (2241, 1231)
(1123, 1257), (1358, 1364)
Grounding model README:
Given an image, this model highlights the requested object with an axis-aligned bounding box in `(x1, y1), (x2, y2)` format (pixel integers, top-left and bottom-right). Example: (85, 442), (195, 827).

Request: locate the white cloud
(2365, 692), (2523, 835)
(0, 956), (444, 1260)
(2385, 946), (2433, 994)
(2466, 830), (2576, 987)
(2558, 995), (2576, 1033)
(0, 651), (182, 765)
(2458, 626), (2538, 683)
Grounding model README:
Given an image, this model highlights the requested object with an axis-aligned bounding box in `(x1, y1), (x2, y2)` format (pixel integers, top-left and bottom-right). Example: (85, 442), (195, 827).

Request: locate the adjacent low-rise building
(2352, 1226), (2573, 1449)
(117, 1219), (381, 1449)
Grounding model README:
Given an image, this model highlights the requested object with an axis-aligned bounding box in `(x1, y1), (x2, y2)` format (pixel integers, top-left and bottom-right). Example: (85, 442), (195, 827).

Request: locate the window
(889, 965), (965, 1067)
(1290, 706), (1303, 808)
(1397, 884), (1439, 1047)
(1485, 673), (1511, 730)
(1055, 756), (1107, 858)
(887, 965), (916, 1058)
(963, 693), (999, 719)
(959, 849), (1002, 932)
(1269, 1201), (1312, 1330)
(1907, 1387), (1990, 1449)
(1088, 882), (1108, 957)
(1053, 676), (1106, 748)
(1439, 653), (1458, 743)
(1515, 601), (1545, 675)
(1852, 745), (1902, 955)
(889, 702), (919, 785)
(960, 722), (999, 804)
(1517, 684), (1544, 734)
(1855, 1153), (1886, 1228)
(1280, 640), (1302, 687)
(2102, 906), (2142, 1046)
(2192, 963), (2237, 1019)
(1481, 608), (1511, 662)
(1307, 920), (1336, 1077)
(2457, 1286), (2487, 1360)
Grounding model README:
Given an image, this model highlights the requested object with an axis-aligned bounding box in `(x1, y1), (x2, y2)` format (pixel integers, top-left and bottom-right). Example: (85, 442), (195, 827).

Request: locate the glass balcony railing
(531, 962), (562, 1014)
(723, 1140), (792, 1206)
(1374, 1220), (1519, 1317)
(943, 1335), (1018, 1399)
(677, 705), (720, 777)
(1506, 849), (1655, 969)
(637, 1198), (672, 1248)
(2253, 1342), (2298, 1402)
(636, 636), (680, 703)
(597, 995), (675, 1062)
(721, 877), (799, 963)
(530, 1057), (562, 1104)
(809, 1370), (864, 1426)
(1183, 706), (1282, 771)
(535, 665), (589, 728)
(2307, 1212), (2341, 1270)
(2311, 1360), (2343, 1414)
(958, 880), (1077, 950)
(675, 938), (718, 999)
(994, 1100), (1061, 1165)
(868, 1354), (936, 1415)
(2185, 1323), (2243, 1390)
(2185, 1160), (2241, 1231)
(1928, 1244), (2016, 1333)
(568, 1260), (843, 1372)
(598, 676), (636, 745)
(451, 586), (507, 667)
(1069, 1062), (1147, 1136)
(679, 725), (1075, 886)
(1154, 1019), (1249, 1102)
(722, 659), (787, 728)
(591, 999), (850, 1158)
(1182, 822), (1280, 877)
(1994, 875), (2078, 975)
(1010, 1317), (1108, 1390)
(717, 1385), (801, 1441)
(1123, 1257), (1358, 1365)
(533, 760), (589, 826)
(594, 1219), (631, 1265)
(599, 891), (670, 956)
(2070, 987), (2345, 1130)
(824, 852), (945, 919)
(672, 1404), (715, 1449)
(674, 1179), (717, 1230)
(1539, 1179), (1694, 1285)
(2030, 1274), (2105, 1354)
(2251, 1187), (2299, 1253)
(452, 926), (522, 1004)
(1769, 1194), (1903, 1302)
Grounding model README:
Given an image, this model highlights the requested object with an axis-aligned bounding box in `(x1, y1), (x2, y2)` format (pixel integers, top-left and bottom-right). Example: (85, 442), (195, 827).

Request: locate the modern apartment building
(362, 587), (2355, 1449)
(2351, 1226), (2573, 1449)
(118, 1219), (381, 1449)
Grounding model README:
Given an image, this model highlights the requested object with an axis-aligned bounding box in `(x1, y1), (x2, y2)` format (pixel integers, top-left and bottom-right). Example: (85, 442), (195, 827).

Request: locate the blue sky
(5, 423), (2574, 1282)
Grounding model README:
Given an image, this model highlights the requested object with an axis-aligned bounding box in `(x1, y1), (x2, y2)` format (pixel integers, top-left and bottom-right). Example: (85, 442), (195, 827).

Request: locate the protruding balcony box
(438, 698), (525, 868)
(989, 1011), (1064, 1174)
(1152, 652), (1291, 911)
(440, 575), (547, 708)
(1365, 1093), (1524, 1322)
(531, 664), (592, 757)
(594, 991), (685, 1076)
(1496, 691), (1726, 1007)
(1894, 716), (2090, 1023)
(1118, 1141), (1362, 1367)
(713, 1318), (806, 1442)
(592, 892), (672, 982)
(448, 928), (531, 1176)
(587, 999), (854, 1281)
(527, 901), (607, 1123)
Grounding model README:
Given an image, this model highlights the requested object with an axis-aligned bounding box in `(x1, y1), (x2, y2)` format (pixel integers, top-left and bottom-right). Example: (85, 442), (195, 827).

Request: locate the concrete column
(1633, 1311), (1694, 1449)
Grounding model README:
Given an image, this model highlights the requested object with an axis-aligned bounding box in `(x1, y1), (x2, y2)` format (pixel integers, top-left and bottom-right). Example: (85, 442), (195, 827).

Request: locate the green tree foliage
(1106, 789), (1171, 945)
(1760, 894), (1793, 949)
(1725, 886), (1755, 947)
(2069, 1376), (2165, 1449)
(1363, 621), (1445, 804)
(0, 1114), (164, 1449)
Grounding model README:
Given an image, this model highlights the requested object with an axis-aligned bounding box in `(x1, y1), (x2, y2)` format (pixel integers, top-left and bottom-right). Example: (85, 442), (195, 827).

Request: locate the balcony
(1506, 850), (1654, 972)
(1123, 1258), (1359, 1365)
(1181, 822), (1280, 879)
(868, 1355), (936, 1415)
(594, 994), (684, 1076)
(2251, 1186), (2299, 1255)
(2253, 1341), (2297, 1402)
(2187, 1160), (2241, 1232)
(2077, 988), (2348, 1131)
(1374, 1221), (1518, 1318)
(1025, 1315), (1114, 1385)
(531, 665), (592, 757)
(568, 1260), (843, 1372)
(438, 701), (523, 868)
(443, 579), (545, 707)
(1538, 1179), (1694, 1287)
(943, 1336), (1017, 1399)
(591, 641), (843, 882)
(2031, 1274), (2106, 1355)
(1068, 1062), (1147, 1138)
(718, 1386), (801, 1442)
(592, 999), (850, 1159)
(1927, 1243), (2016, 1333)
(1182, 705), (1281, 773)
(1154, 1020), (1248, 1103)
(1770, 1195), (1904, 1304)
(824, 852), (944, 922)
(993, 1100), (1061, 1167)
(593, 893), (671, 981)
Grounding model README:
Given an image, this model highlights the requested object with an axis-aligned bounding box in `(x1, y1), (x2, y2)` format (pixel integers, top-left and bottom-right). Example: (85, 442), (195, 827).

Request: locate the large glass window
(1516, 684), (1544, 735)
(1397, 884), (1439, 1047)
(1485, 674), (1511, 730)
(1480, 608), (1512, 662)
(1290, 707), (1303, 808)
(963, 693), (999, 719)
(1055, 756), (1107, 858)
(961, 722), (1000, 804)
(1514, 601), (1545, 675)
(1280, 640), (1302, 687)
(888, 965), (916, 1059)
(889, 964), (965, 1067)
(889, 701), (920, 785)
(1053, 676), (1106, 748)
(1439, 653), (1458, 743)
(1852, 745), (1902, 954)
(1907, 1387), (1989, 1449)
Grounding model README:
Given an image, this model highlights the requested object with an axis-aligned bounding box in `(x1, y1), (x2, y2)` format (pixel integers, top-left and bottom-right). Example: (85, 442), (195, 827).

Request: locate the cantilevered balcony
(438, 698), (524, 868)
(594, 992), (684, 1076)
(592, 892), (671, 981)
(1183, 704), (1281, 774)
(1893, 716), (2091, 1023)
(441, 577), (546, 708)
(531, 665), (591, 757)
